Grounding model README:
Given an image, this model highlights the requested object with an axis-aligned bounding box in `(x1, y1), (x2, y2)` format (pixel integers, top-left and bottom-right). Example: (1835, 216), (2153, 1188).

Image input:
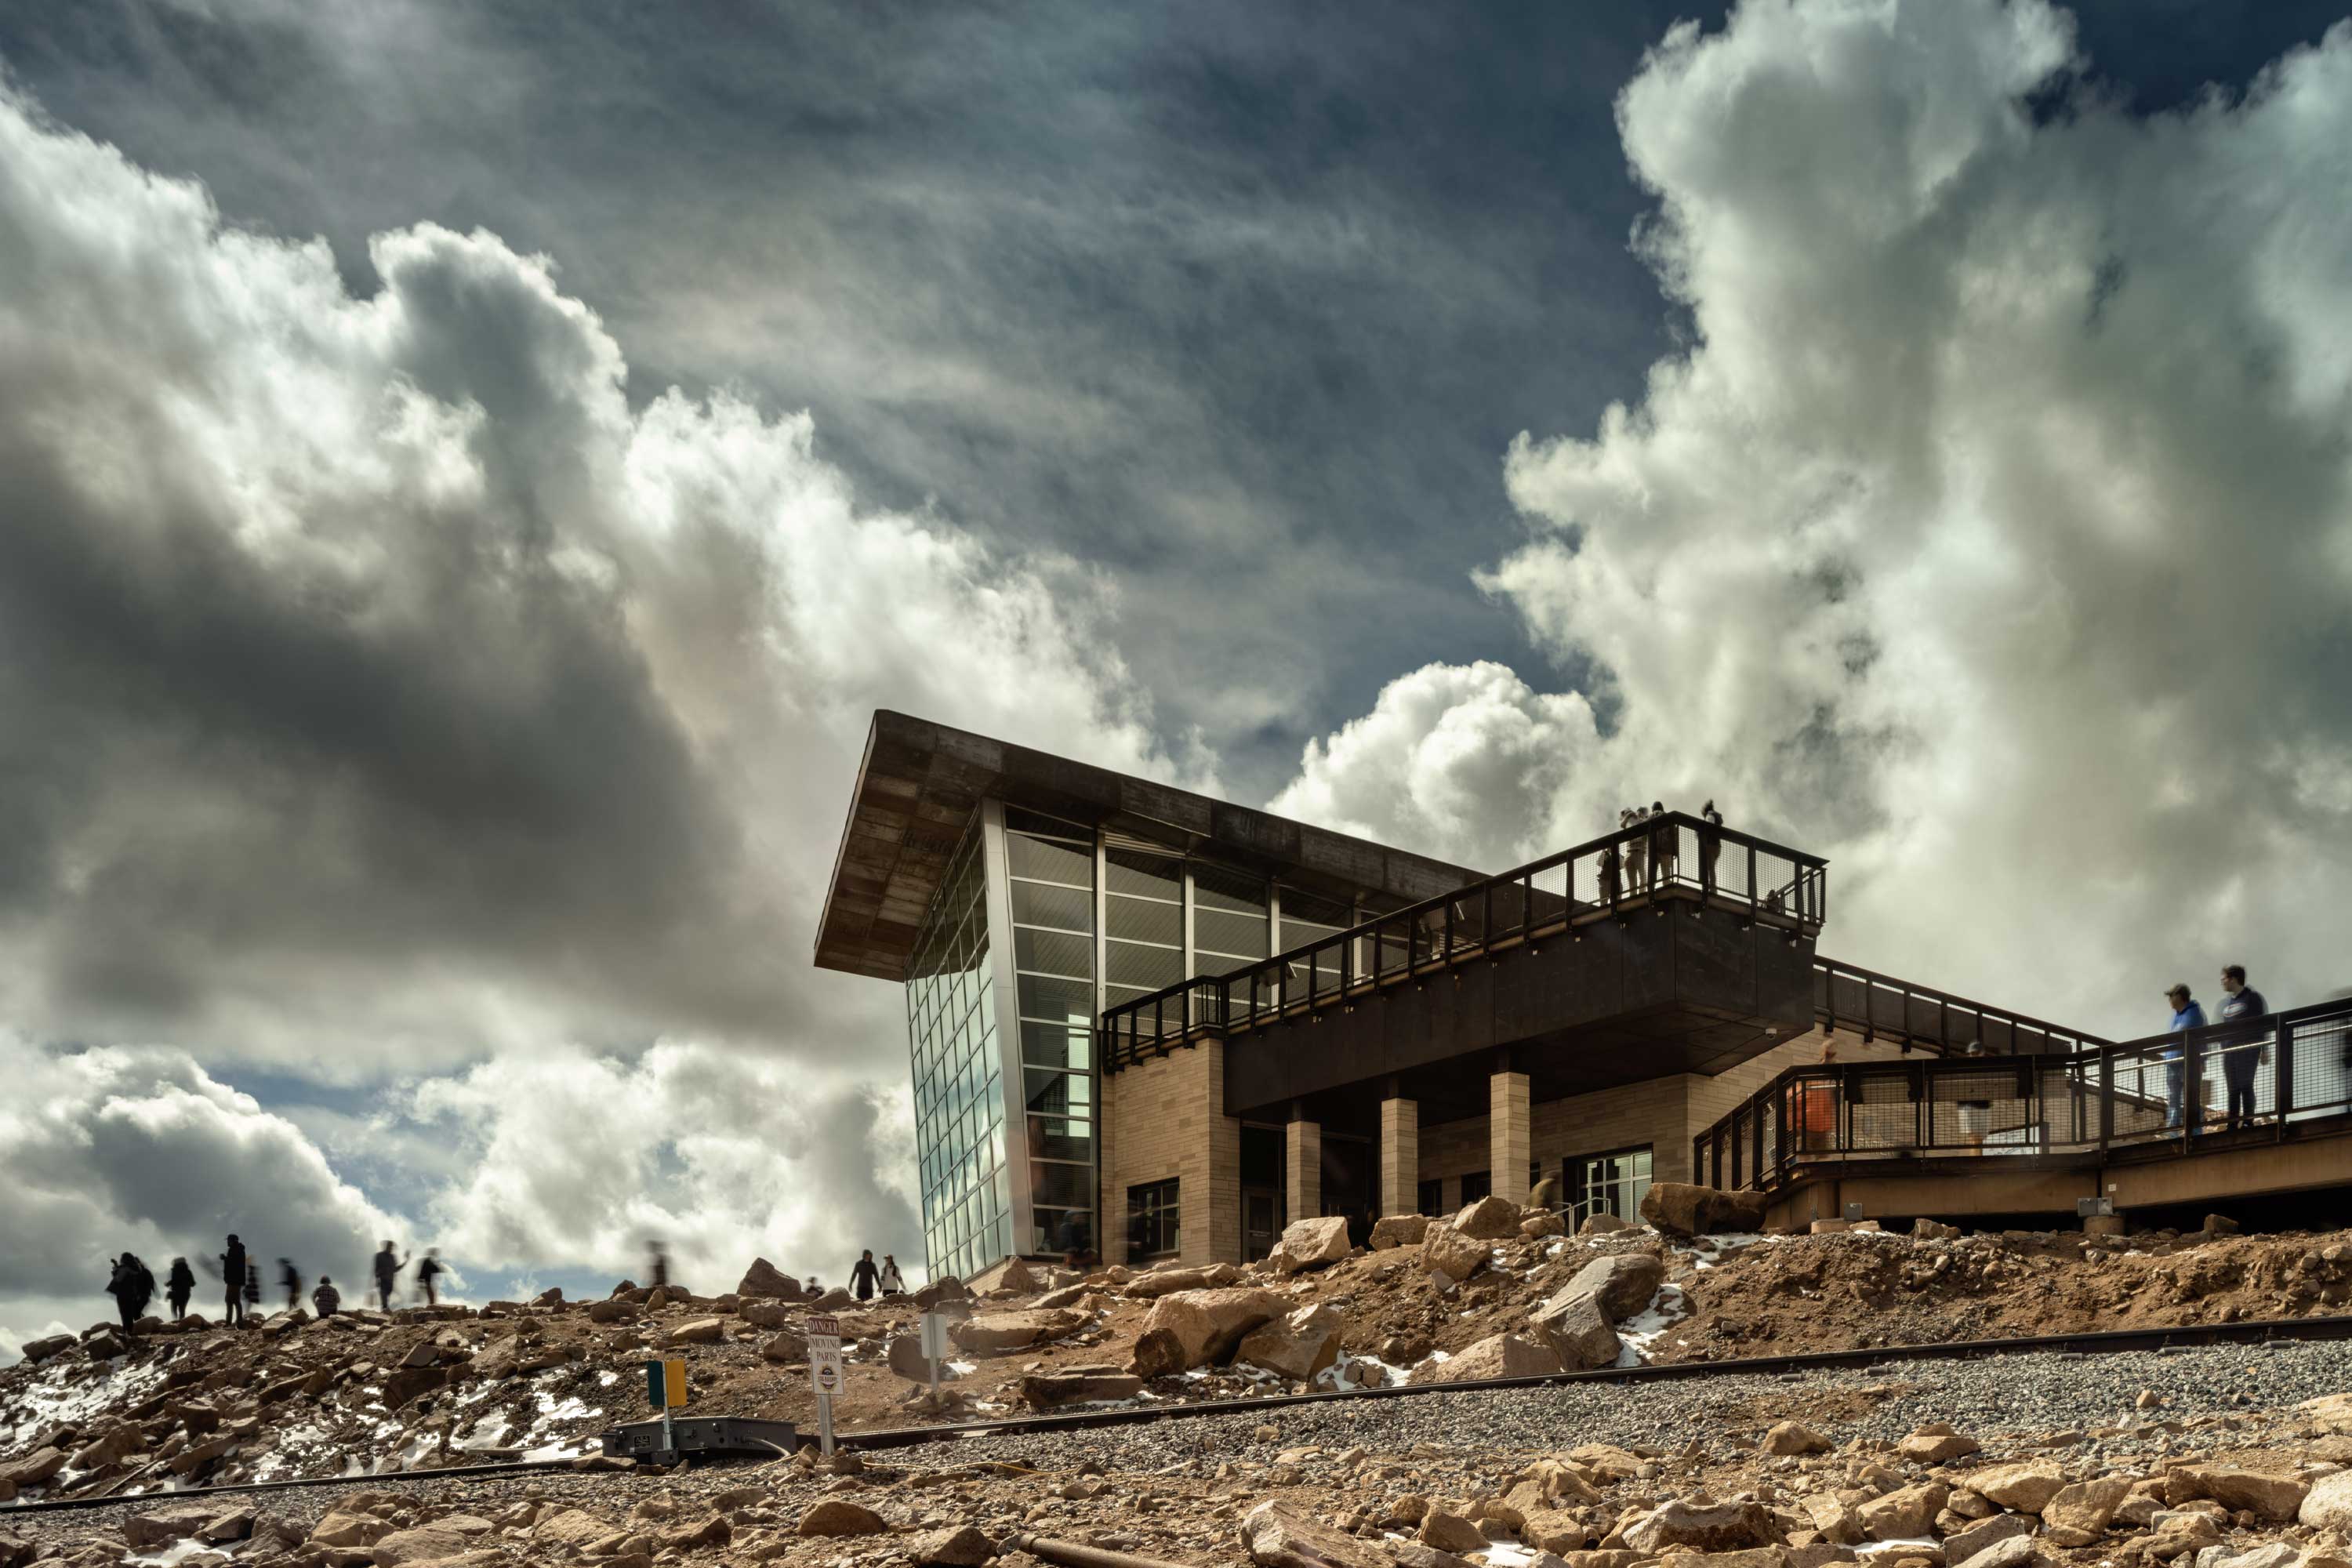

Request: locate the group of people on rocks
(103, 1233), (448, 1337)
(1597, 799), (1730, 902)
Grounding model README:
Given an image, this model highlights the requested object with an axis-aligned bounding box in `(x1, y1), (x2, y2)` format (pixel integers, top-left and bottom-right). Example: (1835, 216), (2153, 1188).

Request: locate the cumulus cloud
(0, 84), (1200, 1071)
(0, 1036), (401, 1312)
(0, 85), (1196, 1346)
(409, 1043), (920, 1292)
(1278, 0), (2352, 1033)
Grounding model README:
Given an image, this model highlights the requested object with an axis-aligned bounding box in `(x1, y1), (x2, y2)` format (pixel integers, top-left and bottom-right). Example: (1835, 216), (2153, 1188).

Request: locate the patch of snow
(126, 1537), (218, 1566)
(597, 1370), (619, 1386)
(452, 1414), (512, 1451)
(1613, 1284), (1693, 1367)
(948, 1359), (978, 1375)
(1317, 1351), (1405, 1392)
(1857, 1541), (1939, 1560)
(520, 1437), (595, 1462)
(1478, 1543), (1537, 1567)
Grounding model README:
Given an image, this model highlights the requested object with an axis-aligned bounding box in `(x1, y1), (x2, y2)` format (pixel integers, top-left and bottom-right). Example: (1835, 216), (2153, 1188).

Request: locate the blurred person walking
(2216, 964), (2270, 1132)
(372, 1241), (408, 1313)
(220, 1234), (249, 1327)
(278, 1258), (303, 1313)
(646, 1240), (671, 1293)
(879, 1255), (906, 1297)
(107, 1251), (155, 1334)
(416, 1250), (445, 1307)
(165, 1257), (194, 1321)
(850, 1249), (880, 1302)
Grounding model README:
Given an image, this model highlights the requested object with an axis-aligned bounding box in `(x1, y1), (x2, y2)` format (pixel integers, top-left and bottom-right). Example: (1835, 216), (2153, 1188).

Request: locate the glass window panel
(1024, 1069), (1092, 1116)
(1017, 974), (1094, 1024)
(1279, 887), (1352, 930)
(1013, 927), (1092, 978)
(1028, 1114), (1094, 1163)
(1127, 1178), (1180, 1258)
(1004, 807), (1089, 840)
(1105, 941), (1183, 989)
(1020, 1022), (1092, 1070)
(1103, 896), (1181, 946)
(1031, 1160), (1094, 1208)
(1104, 849), (1182, 900)
(1006, 833), (1094, 887)
(1195, 907), (1268, 961)
(1192, 863), (1265, 915)
(1010, 880), (1093, 933)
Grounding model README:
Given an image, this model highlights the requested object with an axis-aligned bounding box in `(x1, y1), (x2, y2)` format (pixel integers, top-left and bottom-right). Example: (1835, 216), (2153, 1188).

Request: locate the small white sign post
(917, 1310), (951, 1399)
(805, 1314), (844, 1457)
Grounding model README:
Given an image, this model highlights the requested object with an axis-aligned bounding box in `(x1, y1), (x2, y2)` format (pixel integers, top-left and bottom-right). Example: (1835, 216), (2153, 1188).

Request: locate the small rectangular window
(1459, 1170), (1491, 1206)
(1127, 1178), (1181, 1259)
(1416, 1178), (1444, 1218)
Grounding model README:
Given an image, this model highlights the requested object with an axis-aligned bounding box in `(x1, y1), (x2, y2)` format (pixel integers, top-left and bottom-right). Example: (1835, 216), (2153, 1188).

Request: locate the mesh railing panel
(2291, 1011), (2352, 1120)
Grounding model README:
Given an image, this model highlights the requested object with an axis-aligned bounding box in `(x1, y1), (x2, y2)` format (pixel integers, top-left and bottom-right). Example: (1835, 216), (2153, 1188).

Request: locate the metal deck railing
(1098, 811), (1828, 1072)
(1693, 996), (2352, 1192)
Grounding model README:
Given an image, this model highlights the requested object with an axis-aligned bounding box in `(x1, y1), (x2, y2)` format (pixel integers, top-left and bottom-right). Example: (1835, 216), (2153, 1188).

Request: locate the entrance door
(1242, 1187), (1286, 1261)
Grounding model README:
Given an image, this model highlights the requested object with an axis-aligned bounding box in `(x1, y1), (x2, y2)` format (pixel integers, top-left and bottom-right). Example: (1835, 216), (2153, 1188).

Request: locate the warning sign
(806, 1324), (844, 1398)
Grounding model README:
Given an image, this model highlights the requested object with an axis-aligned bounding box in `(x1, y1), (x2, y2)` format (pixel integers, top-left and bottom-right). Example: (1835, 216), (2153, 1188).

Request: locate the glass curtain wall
(906, 817), (1011, 1283)
(1192, 865), (1269, 978)
(1103, 846), (1185, 1028)
(1004, 808), (1097, 1258)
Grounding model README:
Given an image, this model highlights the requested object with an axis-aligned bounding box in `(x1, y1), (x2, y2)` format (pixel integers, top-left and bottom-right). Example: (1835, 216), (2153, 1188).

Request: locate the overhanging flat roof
(813, 711), (1479, 982)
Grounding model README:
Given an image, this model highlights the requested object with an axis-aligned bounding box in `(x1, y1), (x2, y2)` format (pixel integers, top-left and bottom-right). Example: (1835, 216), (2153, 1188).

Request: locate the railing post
(2098, 1047), (2113, 1151)
(2183, 1031), (2202, 1148)
(2274, 1018), (2292, 1132)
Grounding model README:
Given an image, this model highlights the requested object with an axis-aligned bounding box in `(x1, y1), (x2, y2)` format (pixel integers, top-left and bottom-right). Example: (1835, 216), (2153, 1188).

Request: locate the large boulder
(1453, 1194), (1524, 1240)
(1240, 1500), (1389, 1568)
(887, 1333), (956, 1381)
(1639, 1181), (1769, 1238)
(1236, 1305), (1345, 1382)
(969, 1256), (1040, 1296)
(1127, 1287), (1286, 1378)
(808, 1287), (855, 1310)
(1579, 1211), (1633, 1237)
(1414, 1332), (1561, 1383)
(1370, 1214), (1430, 1250)
(1857, 1483), (1947, 1542)
(738, 1298), (795, 1330)
(1622, 1501), (1778, 1555)
(2301, 1471), (2352, 1531)
(913, 1276), (973, 1311)
(16, 1334), (74, 1364)
(1964, 1461), (2066, 1515)
(736, 1258), (806, 1301)
(1552, 1252), (1664, 1322)
(1018, 1370), (1143, 1408)
(124, 1508), (220, 1548)
(1267, 1217), (1351, 1273)
(1419, 1222), (1490, 1283)
(948, 1308), (1087, 1356)
(1122, 1265), (1223, 1298)
(1528, 1291), (1621, 1370)
(759, 1331), (810, 1363)
(2038, 1479), (2129, 1546)
(2164, 1466), (2308, 1523)
(371, 1527), (470, 1566)
(799, 1500), (888, 1537)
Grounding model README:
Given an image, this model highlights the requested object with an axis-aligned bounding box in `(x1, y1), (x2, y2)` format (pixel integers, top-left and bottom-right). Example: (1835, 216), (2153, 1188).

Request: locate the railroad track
(12, 1311), (2350, 1516)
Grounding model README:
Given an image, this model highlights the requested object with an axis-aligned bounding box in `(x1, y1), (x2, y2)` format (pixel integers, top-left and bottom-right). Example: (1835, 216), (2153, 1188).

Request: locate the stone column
(1286, 1116), (1322, 1224)
(1379, 1098), (1418, 1218)
(1490, 1071), (1531, 1206)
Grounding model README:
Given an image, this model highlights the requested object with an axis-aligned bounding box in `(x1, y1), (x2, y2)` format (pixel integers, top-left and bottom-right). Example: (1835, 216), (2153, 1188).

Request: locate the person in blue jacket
(2164, 983), (2205, 1130)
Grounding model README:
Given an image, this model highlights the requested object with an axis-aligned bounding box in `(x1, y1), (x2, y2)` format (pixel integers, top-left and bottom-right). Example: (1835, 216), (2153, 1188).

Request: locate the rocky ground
(5, 1187), (2351, 1509)
(2, 1338), (2350, 1568)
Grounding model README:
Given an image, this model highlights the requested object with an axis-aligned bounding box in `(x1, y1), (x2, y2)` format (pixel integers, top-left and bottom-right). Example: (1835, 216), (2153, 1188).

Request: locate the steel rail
(13, 1311), (2351, 1516)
